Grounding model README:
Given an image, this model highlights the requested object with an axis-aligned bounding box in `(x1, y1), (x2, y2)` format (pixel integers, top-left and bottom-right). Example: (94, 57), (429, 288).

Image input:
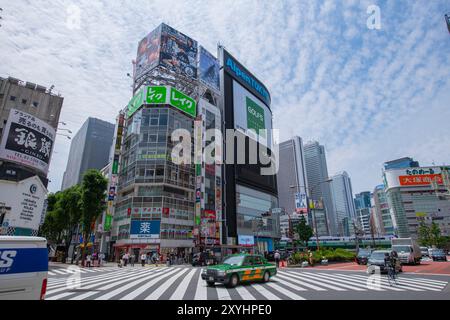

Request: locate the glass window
(159, 114), (168, 126)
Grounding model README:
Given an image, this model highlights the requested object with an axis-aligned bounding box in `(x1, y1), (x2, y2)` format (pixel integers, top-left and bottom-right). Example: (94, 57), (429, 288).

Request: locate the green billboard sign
(127, 86), (197, 118)
(104, 214), (113, 231)
(169, 87), (197, 117)
(246, 96), (265, 136)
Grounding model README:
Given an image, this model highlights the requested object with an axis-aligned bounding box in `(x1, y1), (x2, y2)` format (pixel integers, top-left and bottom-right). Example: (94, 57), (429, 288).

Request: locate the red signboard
(399, 174), (443, 186)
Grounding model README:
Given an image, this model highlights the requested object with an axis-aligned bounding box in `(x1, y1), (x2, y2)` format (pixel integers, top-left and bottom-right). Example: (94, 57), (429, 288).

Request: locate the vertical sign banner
(199, 46), (220, 91)
(0, 109), (56, 175)
(295, 193), (308, 213)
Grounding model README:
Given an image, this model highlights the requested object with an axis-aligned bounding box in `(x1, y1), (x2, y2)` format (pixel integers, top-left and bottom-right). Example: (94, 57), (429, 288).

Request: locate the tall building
(354, 191), (372, 234)
(220, 48), (279, 253)
(277, 137), (308, 214)
(329, 171), (357, 236)
(303, 141), (335, 235)
(384, 157), (419, 170)
(372, 184), (394, 235)
(0, 76), (63, 236)
(61, 117), (114, 190)
(383, 165), (450, 239)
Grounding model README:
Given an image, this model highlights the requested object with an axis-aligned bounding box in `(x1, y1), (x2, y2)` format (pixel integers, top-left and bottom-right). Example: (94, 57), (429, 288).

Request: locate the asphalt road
(45, 264), (450, 300)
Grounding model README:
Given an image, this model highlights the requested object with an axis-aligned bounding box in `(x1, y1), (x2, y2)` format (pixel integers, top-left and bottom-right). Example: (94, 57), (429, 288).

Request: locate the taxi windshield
(222, 255), (245, 266)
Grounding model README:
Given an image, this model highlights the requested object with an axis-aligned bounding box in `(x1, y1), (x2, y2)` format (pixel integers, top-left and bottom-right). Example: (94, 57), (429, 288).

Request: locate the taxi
(201, 254), (277, 288)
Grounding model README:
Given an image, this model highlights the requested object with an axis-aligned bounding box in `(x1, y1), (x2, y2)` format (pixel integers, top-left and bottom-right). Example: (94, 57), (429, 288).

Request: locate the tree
(418, 221), (431, 247)
(80, 169), (108, 266)
(39, 192), (65, 243)
(294, 215), (314, 250)
(58, 186), (82, 263)
(430, 222), (446, 248)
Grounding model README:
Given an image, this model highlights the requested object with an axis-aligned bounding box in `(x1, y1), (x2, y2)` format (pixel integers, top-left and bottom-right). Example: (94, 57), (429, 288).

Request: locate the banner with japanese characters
(0, 109), (56, 175)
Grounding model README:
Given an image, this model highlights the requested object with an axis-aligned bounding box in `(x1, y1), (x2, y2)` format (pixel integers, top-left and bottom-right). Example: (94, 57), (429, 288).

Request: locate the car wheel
(206, 281), (215, 287)
(263, 271), (270, 283)
(227, 274), (239, 288)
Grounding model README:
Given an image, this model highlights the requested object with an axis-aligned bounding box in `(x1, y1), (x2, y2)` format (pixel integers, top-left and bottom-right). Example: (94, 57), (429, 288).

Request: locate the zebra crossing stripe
(271, 276), (308, 291)
(194, 269), (208, 300)
(120, 268), (185, 300)
(398, 277), (448, 287)
(168, 269), (198, 300)
(47, 268), (139, 291)
(329, 273), (404, 291)
(302, 272), (369, 291)
(214, 285), (233, 300)
(281, 271), (347, 291)
(145, 269), (190, 300)
(276, 272), (327, 291)
(264, 282), (305, 300)
(95, 268), (169, 300)
(234, 285), (256, 300)
(47, 269), (154, 300)
(344, 275), (444, 291)
(338, 273), (426, 291)
(70, 269), (165, 301)
(251, 283), (281, 300)
(310, 272), (385, 291)
(51, 269), (68, 275)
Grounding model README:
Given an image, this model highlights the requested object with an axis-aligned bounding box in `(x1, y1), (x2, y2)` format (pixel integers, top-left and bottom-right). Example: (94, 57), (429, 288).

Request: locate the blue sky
(0, 0), (449, 194)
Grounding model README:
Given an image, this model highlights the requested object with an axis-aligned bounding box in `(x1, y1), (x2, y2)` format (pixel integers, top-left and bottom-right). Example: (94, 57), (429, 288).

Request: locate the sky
(0, 0), (449, 195)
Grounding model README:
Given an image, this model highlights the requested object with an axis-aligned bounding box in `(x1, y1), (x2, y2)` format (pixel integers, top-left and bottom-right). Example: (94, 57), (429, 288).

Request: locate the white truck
(391, 237), (422, 265)
(0, 236), (48, 300)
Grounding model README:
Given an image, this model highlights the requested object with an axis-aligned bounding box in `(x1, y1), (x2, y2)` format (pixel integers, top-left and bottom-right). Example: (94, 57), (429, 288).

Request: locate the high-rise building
(219, 47), (279, 253)
(354, 191), (372, 234)
(384, 157), (419, 170)
(277, 137), (308, 214)
(61, 117), (114, 190)
(372, 184), (394, 235)
(0, 76), (63, 236)
(330, 171), (357, 236)
(303, 141), (335, 235)
(383, 165), (450, 239)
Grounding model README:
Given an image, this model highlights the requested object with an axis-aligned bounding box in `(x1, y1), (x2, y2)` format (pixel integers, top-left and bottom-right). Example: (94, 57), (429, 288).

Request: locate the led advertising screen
(233, 80), (273, 147)
(159, 23), (198, 79)
(135, 26), (162, 79)
(199, 46), (220, 91)
(0, 109), (56, 175)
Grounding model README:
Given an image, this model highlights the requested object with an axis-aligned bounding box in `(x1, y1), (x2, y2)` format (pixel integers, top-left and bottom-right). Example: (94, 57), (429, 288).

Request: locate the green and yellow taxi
(201, 254), (277, 288)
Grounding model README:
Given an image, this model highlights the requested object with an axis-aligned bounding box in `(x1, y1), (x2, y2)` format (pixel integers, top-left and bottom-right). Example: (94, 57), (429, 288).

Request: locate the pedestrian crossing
(45, 267), (449, 300)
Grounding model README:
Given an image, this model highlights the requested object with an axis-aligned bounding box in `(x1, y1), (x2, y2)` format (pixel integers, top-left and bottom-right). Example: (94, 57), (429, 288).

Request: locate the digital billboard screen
(159, 24), (198, 79)
(233, 80), (273, 148)
(135, 26), (162, 79)
(199, 46), (220, 91)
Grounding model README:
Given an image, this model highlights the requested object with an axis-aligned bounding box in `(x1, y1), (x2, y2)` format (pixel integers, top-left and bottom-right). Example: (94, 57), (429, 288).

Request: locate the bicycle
(386, 264), (398, 286)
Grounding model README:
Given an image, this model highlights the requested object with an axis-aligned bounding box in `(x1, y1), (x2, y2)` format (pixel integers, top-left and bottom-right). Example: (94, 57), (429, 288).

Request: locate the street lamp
(290, 178), (333, 251)
(57, 128), (72, 134)
(57, 133), (71, 140)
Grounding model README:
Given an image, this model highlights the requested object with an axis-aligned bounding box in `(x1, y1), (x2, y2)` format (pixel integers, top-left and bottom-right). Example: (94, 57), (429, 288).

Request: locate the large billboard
(0, 109), (56, 175)
(127, 85), (197, 118)
(135, 26), (162, 79)
(199, 46), (220, 91)
(233, 80), (273, 147)
(384, 166), (448, 189)
(159, 24), (198, 79)
(0, 175), (47, 231)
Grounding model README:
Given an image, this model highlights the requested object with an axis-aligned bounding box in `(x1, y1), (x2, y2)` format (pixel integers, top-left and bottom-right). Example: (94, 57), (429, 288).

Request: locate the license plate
(209, 277), (214, 281)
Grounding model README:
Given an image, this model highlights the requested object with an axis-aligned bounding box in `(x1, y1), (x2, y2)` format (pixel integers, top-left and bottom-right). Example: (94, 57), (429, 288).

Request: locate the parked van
(0, 236), (48, 300)
(391, 238), (421, 265)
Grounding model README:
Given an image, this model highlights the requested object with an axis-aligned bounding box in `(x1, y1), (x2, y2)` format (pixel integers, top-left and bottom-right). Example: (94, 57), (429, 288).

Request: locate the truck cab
(391, 238), (421, 265)
(0, 236), (48, 300)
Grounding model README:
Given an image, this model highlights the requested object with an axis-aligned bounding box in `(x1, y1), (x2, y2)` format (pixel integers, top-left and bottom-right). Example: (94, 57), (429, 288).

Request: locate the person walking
(274, 250), (281, 268)
(86, 253), (92, 268)
(123, 252), (129, 267)
(130, 253), (135, 267)
(140, 252), (146, 267)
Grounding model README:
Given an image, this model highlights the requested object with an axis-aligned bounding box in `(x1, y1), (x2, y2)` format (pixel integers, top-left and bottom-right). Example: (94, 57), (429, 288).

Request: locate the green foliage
(80, 170), (108, 262)
(289, 248), (356, 265)
(418, 221), (446, 248)
(294, 216), (314, 247)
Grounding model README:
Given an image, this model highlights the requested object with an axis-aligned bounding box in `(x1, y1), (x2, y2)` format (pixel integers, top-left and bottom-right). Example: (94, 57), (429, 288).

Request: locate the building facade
(61, 117), (115, 190)
(384, 157), (419, 170)
(372, 184), (394, 235)
(0, 76), (63, 236)
(383, 166), (450, 239)
(330, 171), (357, 236)
(303, 141), (335, 235)
(354, 191), (372, 234)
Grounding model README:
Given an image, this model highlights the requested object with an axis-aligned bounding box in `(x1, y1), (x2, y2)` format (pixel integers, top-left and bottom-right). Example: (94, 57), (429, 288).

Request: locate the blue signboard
(0, 248), (48, 275)
(130, 220), (161, 239)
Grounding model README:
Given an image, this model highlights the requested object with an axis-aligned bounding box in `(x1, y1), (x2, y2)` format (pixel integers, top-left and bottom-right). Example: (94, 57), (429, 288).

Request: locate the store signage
(130, 220), (161, 239)
(223, 49), (271, 106)
(127, 86), (197, 118)
(399, 174), (443, 186)
(246, 97), (265, 136)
